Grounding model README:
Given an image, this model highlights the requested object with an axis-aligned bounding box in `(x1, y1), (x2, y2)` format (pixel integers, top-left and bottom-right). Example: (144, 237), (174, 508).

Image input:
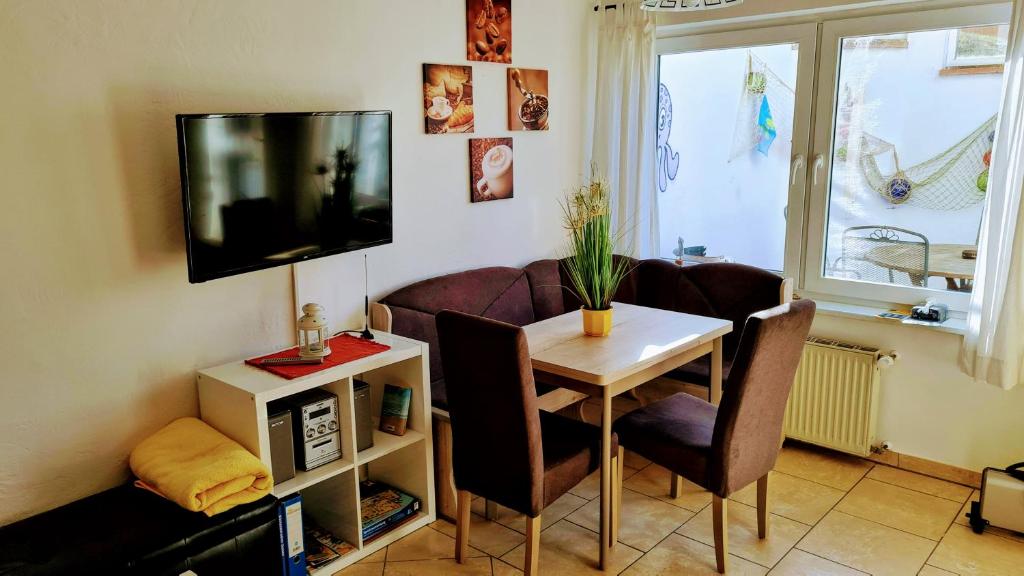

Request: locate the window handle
(791, 154), (805, 186)
(812, 154), (825, 187)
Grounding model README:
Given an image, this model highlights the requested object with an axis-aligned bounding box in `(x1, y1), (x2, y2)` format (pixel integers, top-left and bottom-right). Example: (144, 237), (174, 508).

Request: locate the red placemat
(246, 335), (391, 380)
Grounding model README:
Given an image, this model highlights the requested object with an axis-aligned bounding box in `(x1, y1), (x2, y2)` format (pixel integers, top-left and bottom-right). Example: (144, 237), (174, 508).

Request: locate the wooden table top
(865, 243), (977, 280)
(522, 302), (733, 387)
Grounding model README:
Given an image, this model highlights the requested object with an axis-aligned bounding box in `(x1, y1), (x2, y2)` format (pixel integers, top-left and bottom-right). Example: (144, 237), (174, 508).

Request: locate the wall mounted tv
(177, 111), (392, 283)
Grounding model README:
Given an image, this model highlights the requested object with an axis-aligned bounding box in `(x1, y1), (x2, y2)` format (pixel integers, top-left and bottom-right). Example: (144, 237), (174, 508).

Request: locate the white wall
(0, 0), (589, 525)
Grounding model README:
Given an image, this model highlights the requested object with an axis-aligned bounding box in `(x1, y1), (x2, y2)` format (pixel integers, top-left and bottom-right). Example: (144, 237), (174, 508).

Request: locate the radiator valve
(877, 351), (899, 368)
(871, 441), (893, 454)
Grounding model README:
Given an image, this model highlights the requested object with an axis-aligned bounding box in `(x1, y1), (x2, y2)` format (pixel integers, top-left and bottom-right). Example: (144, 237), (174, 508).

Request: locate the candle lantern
(297, 303), (332, 358)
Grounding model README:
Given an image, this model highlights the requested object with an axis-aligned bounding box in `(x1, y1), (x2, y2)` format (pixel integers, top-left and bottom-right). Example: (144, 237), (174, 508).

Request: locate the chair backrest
(710, 299), (816, 497)
(837, 226), (929, 287)
(435, 310), (544, 516)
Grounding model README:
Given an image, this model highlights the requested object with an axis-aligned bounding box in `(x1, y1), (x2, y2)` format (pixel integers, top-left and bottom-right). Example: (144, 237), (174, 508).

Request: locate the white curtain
(585, 2), (659, 258)
(960, 1), (1024, 390)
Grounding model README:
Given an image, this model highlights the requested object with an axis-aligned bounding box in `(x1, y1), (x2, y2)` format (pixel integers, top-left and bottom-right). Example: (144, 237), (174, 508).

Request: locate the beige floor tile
(624, 450), (651, 470)
(471, 492), (589, 535)
(499, 519), (643, 575)
(569, 469), (602, 500)
(382, 557), (493, 576)
(929, 524), (1024, 576)
(492, 558), (524, 575)
(358, 548), (388, 563)
(836, 479), (961, 540)
(953, 491), (1024, 544)
(918, 566), (958, 575)
(774, 444), (873, 491)
(333, 562), (385, 576)
(797, 510), (936, 576)
(621, 534), (768, 576)
(385, 526), (486, 562)
(767, 549), (866, 575)
(431, 515), (525, 558)
(623, 463), (712, 512)
(732, 471), (845, 525)
(867, 466), (973, 503)
(676, 498), (810, 567)
(566, 488), (695, 551)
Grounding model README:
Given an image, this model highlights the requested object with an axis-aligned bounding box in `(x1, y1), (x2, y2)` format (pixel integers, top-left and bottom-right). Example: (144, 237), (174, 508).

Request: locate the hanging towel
(129, 417), (273, 516)
(757, 95), (777, 155)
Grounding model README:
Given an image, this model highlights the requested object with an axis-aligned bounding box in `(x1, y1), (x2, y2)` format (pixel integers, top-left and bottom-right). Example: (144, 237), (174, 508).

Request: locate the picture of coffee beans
(466, 0), (511, 64)
(507, 68), (549, 131)
(423, 64), (475, 135)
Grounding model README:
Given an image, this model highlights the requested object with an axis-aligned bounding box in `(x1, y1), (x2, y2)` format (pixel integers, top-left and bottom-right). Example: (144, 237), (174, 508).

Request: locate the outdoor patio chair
(833, 226), (930, 287)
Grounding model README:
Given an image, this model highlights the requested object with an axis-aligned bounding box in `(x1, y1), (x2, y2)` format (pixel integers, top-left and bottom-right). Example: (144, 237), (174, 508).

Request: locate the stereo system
(270, 388), (343, 471)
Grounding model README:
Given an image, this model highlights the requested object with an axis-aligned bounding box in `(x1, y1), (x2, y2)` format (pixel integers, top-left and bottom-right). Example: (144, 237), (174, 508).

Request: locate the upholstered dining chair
(436, 310), (621, 575)
(613, 299), (815, 574)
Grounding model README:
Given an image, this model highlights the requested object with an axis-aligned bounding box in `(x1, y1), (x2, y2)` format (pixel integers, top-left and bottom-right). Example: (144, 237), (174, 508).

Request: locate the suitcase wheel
(968, 500), (988, 535)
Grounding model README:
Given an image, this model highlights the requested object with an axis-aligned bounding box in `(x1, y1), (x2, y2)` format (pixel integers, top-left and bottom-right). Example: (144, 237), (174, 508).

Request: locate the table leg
(946, 277), (959, 291)
(599, 387), (612, 570)
(711, 337), (723, 406)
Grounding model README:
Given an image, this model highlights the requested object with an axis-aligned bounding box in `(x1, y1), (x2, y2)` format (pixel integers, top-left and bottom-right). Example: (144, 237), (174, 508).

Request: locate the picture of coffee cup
(475, 143), (513, 199)
(469, 138), (514, 203)
(427, 97), (453, 134)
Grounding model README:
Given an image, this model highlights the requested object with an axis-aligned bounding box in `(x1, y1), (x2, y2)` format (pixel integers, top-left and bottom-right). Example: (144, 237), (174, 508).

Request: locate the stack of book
(303, 516), (356, 574)
(360, 480), (421, 542)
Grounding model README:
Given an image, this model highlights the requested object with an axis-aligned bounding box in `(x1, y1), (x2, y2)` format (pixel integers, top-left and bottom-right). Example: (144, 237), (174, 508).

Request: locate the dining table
(522, 302), (732, 570)
(865, 243), (977, 291)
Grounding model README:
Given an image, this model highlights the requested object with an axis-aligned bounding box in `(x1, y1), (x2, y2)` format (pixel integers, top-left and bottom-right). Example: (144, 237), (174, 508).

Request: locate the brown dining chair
(613, 299), (815, 573)
(436, 310), (621, 575)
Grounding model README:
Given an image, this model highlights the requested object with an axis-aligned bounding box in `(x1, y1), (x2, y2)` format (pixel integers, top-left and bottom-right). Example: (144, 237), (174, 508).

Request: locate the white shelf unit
(197, 331), (435, 574)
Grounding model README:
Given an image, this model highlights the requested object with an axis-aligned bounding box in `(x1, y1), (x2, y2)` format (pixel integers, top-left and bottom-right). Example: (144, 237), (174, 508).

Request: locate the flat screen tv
(177, 111), (392, 283)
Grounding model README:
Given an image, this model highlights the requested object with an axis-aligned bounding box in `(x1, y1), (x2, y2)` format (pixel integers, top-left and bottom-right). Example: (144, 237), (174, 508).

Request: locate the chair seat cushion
(613, 393), (717, 490)
(667, 356), (734, 388)
(540, 411), (618, 508)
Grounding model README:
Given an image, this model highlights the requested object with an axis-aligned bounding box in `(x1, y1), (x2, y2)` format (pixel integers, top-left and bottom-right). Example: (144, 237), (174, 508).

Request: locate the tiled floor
(336, 442), (1024, 575)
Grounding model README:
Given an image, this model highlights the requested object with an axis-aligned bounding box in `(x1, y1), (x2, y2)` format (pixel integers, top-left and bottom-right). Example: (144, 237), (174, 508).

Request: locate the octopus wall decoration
(657, 83), (680, 193)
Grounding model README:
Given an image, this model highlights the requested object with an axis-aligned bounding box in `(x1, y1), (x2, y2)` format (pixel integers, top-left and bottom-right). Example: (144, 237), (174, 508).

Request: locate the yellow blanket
(129, 417), (273, 517)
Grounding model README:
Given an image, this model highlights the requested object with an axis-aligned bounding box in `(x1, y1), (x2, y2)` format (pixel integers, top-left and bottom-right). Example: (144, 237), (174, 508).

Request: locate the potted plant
(560, 173), (633, 337)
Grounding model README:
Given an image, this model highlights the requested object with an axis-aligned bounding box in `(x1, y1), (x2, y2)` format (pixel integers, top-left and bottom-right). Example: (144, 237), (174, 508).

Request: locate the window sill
(939, 64), (1004, 76)
(812, 300), (966, 336)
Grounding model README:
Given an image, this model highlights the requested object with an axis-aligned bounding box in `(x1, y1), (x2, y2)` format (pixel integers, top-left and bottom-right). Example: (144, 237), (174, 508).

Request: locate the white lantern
(297, 303), (332, 358)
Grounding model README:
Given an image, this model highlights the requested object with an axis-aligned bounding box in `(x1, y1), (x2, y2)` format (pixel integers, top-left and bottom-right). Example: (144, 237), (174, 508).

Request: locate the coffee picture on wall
(423, 64), (474, 135)
(466, 0), (511, 64)
(469, 138), (513, 203)
(508, 68), (549, 131)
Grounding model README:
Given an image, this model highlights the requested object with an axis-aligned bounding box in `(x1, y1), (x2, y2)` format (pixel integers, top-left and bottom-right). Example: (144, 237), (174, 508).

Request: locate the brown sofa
(370, 258), (793, 519)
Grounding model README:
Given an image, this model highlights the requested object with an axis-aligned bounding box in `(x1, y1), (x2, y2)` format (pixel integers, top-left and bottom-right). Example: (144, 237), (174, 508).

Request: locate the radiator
(783, 337), (882, 457)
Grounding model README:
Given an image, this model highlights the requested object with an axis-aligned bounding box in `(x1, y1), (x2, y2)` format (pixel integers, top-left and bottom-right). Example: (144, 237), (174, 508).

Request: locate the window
(657, 4), (1012, 311)
(946, 25), (1010, 67)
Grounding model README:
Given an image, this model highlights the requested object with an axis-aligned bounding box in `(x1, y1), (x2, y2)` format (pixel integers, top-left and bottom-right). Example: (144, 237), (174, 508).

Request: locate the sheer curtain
(585, 1), (659, 257)
(960, 1), (1024, 390)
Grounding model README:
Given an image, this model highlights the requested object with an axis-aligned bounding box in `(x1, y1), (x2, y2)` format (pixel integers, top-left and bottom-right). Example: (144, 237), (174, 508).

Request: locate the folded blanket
(129, 417), (273, 516)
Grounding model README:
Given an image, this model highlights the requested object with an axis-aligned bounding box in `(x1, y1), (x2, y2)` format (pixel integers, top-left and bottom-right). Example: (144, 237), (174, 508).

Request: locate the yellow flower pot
(581, 307), (613, 337)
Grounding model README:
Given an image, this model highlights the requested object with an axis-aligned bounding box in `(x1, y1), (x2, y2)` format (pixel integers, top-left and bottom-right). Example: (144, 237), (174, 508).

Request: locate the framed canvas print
(466, 0), (511, 63)
(508, 68), (549, 131)
(469, 138), (513, 202)
(423, 64), (474, 134)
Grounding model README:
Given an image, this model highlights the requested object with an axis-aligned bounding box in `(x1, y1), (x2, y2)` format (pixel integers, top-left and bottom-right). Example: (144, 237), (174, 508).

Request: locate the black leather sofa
(0, 483), (281, 575)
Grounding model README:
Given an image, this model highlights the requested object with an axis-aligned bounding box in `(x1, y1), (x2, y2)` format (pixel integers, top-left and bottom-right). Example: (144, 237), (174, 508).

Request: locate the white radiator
(783, 337), (882, 457)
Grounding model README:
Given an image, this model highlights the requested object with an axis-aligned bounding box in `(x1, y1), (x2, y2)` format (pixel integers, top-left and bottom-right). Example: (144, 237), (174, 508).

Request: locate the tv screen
(177, 111), (392, 283)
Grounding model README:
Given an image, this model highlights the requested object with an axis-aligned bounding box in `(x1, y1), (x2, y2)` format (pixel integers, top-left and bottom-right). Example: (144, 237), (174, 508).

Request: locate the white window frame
(946, 26), (1008, 68)
(803, 4), (1011, 311)
(656, 23), (819, 281)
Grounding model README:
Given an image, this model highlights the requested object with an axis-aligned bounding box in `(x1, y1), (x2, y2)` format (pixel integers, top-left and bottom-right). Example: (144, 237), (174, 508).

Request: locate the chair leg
(611, 446), (624, 548)
(484, 499), (498, 521)
(757, 474), (770, 540)
(456, 490), (472, 563)
(525, 514), (541, 576)
(670, 473), (683, 499)
(712, 495), (729, 574)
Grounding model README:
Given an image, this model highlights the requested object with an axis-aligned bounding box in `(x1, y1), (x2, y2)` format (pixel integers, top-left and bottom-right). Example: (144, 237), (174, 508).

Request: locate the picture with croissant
(422, 64), (474, 135)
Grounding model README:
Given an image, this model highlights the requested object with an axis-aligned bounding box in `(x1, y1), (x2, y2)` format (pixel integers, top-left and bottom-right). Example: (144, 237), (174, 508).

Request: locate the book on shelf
(363, 508), (420, 544)
(278, 493), (306, 576)
(303, 516), (356, 573)
(360, 479), (421, 540)
(379, 384), (412, 436)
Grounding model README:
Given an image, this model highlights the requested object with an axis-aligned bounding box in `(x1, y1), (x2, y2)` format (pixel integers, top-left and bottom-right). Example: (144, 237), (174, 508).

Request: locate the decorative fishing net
(729, 51), (795, 161)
